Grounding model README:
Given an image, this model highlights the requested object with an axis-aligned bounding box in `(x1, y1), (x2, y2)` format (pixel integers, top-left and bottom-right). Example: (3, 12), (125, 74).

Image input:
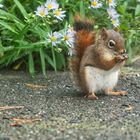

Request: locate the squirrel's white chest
(85, 66), (119, 92)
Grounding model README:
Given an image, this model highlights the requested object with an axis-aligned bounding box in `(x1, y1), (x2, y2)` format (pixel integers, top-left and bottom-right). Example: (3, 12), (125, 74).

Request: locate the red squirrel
(69, 17), (128, 100)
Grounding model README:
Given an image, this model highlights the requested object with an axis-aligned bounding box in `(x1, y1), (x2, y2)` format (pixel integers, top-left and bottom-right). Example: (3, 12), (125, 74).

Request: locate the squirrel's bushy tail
(69, 16), (96, 86)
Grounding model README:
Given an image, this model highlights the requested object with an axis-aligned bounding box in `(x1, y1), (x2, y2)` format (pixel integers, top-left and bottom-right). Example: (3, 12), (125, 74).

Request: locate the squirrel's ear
(101, 27), (108, 40)
(114, 27), (120, 32)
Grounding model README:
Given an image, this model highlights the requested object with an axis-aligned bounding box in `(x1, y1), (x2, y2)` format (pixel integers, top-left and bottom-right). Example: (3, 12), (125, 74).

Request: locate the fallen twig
(25, 83), (47, 90)
(10, 118), (42, 127)
(121, 104), (133, 111)
(125, 105), (133, 111)
(0, 106), (24, 111)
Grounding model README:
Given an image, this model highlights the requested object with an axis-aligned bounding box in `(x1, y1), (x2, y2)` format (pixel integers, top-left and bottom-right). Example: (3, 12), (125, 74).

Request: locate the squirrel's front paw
(84, 93), (98, 100)
(115, 54), (128, 63)
(115, 55), (125, 62)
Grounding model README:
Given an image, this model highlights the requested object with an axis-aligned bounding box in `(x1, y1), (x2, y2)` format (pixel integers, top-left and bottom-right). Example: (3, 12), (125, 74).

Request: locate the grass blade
(39, 48), (47, 77)
(51, 48), (57, 72)
(0, 21), (18, 34)
(0, 9), (24, 29)
(28, 52), (35, 77)
(79, 1), (85, 18)
(45, 53), (55, 69)
(13, 0), (28, 18)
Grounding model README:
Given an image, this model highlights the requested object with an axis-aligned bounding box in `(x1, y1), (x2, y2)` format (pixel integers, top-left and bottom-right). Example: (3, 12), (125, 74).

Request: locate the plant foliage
(0, 0), (139, 76)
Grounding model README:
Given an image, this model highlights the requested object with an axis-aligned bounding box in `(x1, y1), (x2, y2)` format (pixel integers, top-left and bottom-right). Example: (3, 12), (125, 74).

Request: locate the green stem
(51, 47), (57, 72)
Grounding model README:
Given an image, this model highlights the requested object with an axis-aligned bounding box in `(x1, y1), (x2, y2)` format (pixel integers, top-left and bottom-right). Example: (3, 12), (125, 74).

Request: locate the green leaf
(51, 48), (57, 72)
(0, 9), (24, 29)
(13, 0), (28, 19)
(39, 48), (47, 77)
(80, 1), (85, 18)
(0, 21), (18, 34)
(55, 52), (66, 70)
(135, 5), (140, 16)
(68, 11), (73, 25)
(45, 53), (55, 69)
(28, 52), (35, 77)
(6, 52), (17, 66)
(120, 24), (129, 30)
(2, 46), (14, 52)
(117, 6), (125, 15)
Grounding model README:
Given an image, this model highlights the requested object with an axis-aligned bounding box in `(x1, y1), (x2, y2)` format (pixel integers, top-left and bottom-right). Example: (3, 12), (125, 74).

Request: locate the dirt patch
(0, 70), (140, 140)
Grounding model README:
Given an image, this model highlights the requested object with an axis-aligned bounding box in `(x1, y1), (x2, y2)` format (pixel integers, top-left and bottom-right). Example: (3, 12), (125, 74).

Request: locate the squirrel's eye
(108, 40), (115, 49)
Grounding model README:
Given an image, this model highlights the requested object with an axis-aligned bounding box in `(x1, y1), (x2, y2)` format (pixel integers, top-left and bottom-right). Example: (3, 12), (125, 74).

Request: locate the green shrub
(0, 0), (139, 77)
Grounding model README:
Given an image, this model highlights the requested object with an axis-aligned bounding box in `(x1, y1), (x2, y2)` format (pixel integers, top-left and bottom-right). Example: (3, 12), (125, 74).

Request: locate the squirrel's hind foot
(105, 88), (128, 96)
(84, 92), (98, 100)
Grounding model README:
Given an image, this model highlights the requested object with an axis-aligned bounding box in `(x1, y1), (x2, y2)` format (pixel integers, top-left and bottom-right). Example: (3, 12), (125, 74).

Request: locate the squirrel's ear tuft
(101, 27), (108, 40)
(114, 27), (120, 32)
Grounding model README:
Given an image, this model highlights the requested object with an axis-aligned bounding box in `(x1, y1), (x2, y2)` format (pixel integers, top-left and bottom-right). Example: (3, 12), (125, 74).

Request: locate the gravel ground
(0, 69), (140, 140)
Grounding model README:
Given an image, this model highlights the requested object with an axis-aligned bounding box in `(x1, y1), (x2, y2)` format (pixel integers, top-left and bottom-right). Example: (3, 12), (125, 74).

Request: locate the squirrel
(69, 16), (128, 100)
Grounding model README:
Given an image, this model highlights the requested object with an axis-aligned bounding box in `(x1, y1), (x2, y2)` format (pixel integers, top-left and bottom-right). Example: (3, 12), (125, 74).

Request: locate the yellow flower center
(108, 0), (112, 3)
(47, 4), (53, 9)
(64, 35), (70, 41)
(92, 1), (97, 6)
(51, 36), (56, 41)
(39, 10), (45, 16)
(112, 19), (116, 24)
(55, 10), (61, 16)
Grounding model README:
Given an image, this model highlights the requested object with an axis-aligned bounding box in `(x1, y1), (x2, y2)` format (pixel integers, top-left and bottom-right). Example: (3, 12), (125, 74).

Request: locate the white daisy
(91, 0), (102, 9)
(46, 32), (60, 46)
(0, 4), (3, 8)
(45, 0), (59, 10)
(35, 6), (48, 17)
(107, 0), (116, 8)
(111, 18), (120, 27)
(107, 7), (120, 19)
(62, 28), (75, 47)
(53, 9), (66, 21)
